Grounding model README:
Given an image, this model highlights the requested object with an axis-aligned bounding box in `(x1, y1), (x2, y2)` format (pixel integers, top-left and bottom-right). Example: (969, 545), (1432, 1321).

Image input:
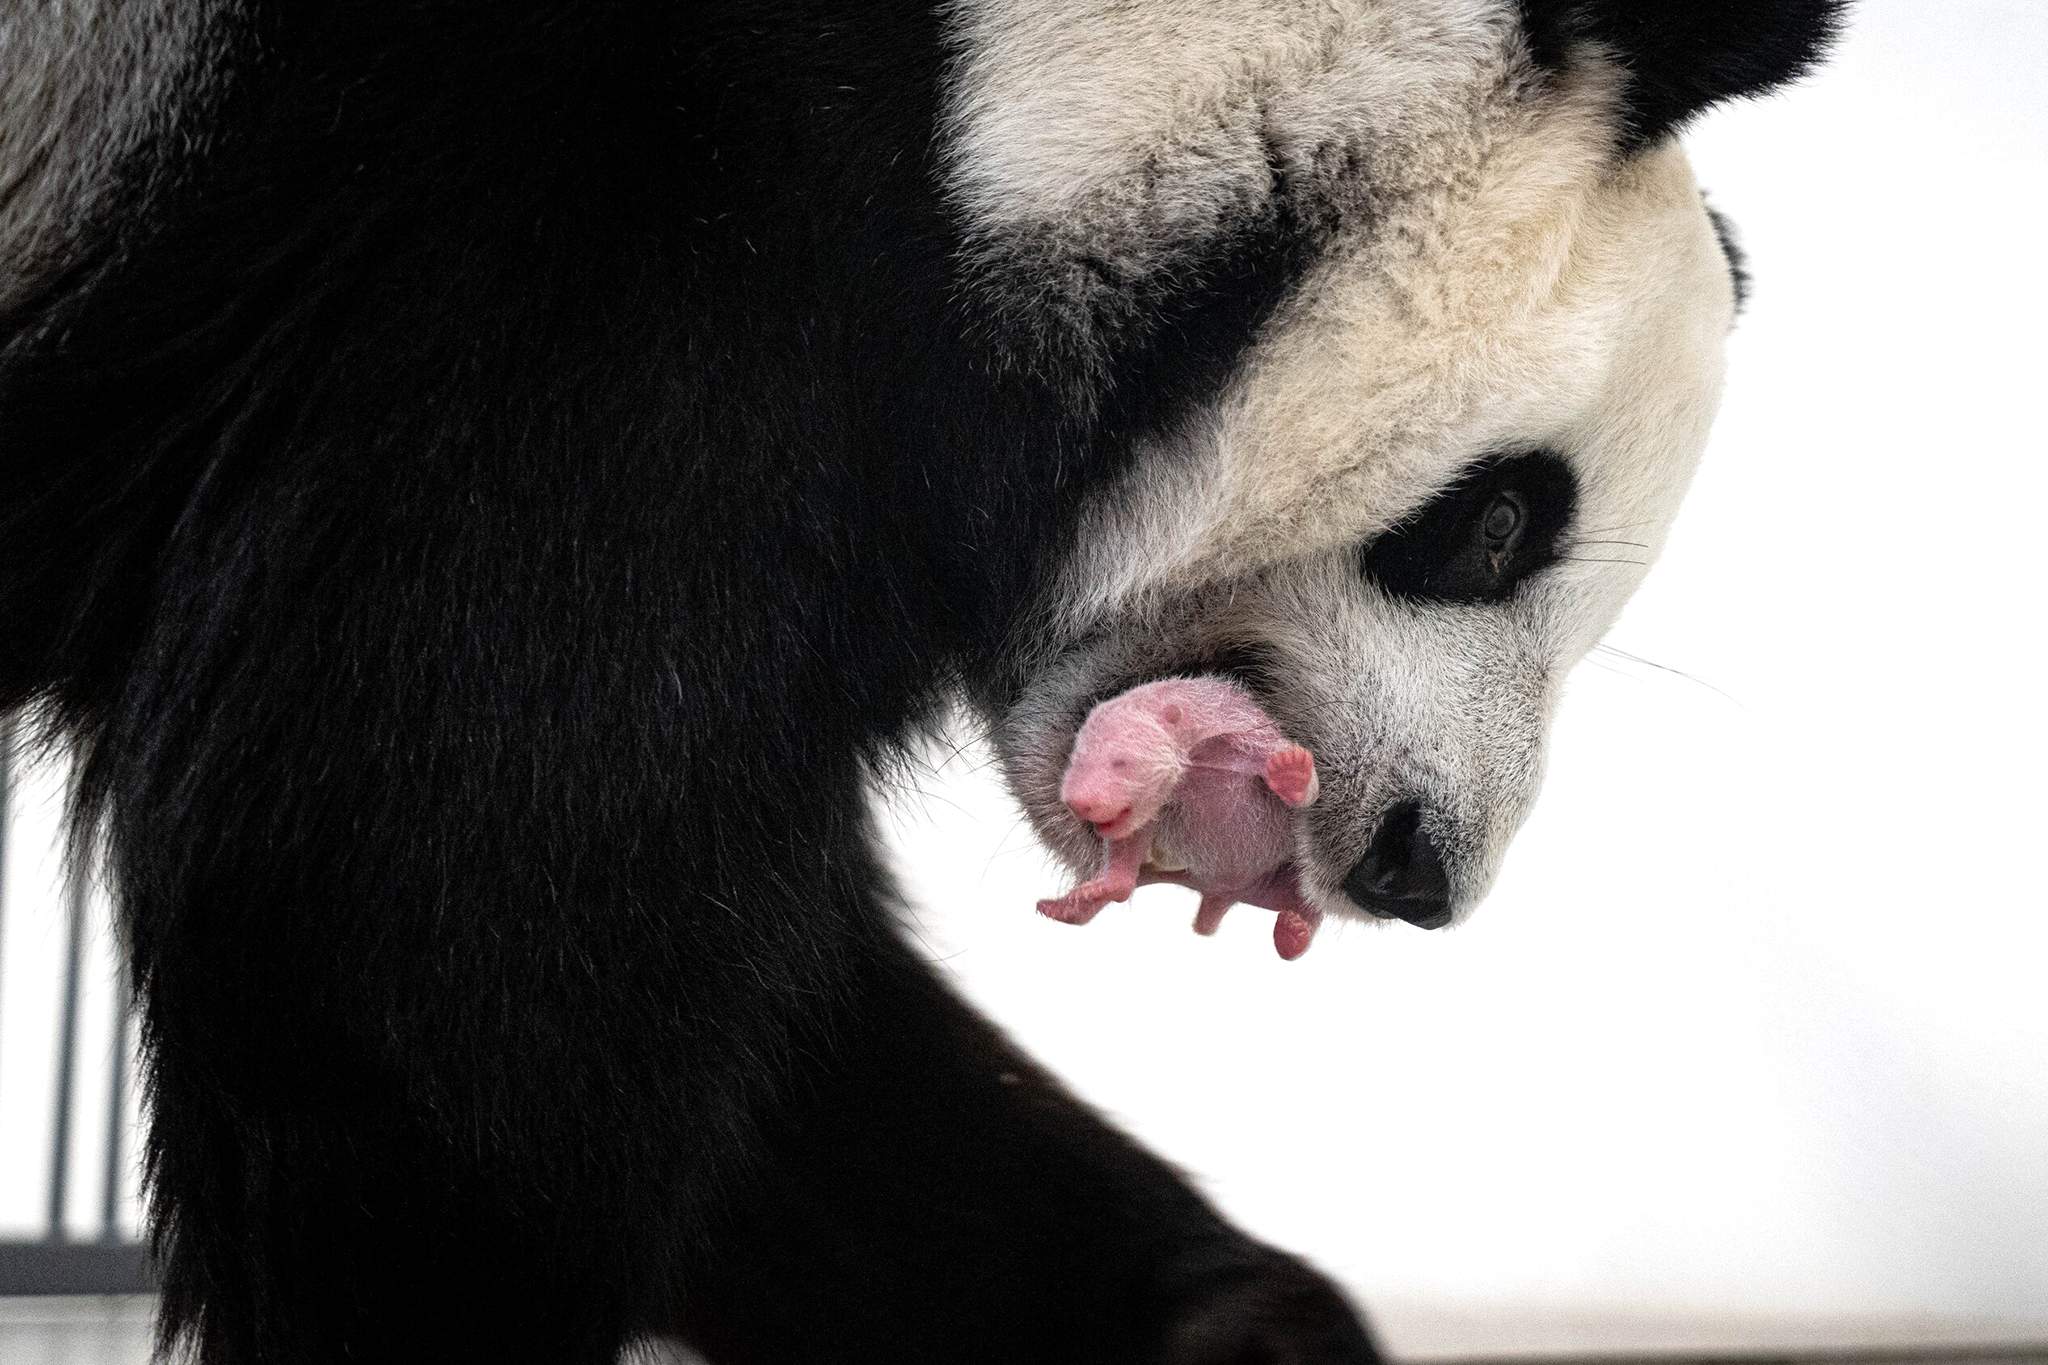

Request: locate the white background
(3, 0), (2044, 1354)
(880, 0), (2048, 1350)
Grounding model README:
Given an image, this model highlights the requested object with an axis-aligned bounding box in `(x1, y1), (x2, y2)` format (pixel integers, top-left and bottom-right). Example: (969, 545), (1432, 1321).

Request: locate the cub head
(952, 0), (1842, 930)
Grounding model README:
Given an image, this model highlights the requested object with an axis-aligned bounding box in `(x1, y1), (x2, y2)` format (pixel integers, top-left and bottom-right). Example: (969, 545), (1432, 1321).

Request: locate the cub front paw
(1263, 745), (1320, 808)
(1035, 877), (1133, 925)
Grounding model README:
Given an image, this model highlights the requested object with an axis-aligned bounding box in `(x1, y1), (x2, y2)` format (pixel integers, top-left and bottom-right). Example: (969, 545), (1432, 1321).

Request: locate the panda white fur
(0, 2), (1838, 1360)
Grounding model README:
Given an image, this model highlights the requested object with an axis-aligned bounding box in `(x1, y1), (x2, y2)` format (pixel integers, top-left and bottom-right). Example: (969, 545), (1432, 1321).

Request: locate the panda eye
(1359, 451), (1576, 605)
(1480, 492), (1525, 547)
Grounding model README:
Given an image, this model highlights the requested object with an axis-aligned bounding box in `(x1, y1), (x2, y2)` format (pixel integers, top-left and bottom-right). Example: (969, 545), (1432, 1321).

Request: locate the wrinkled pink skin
(1035, 677), (1324, 960)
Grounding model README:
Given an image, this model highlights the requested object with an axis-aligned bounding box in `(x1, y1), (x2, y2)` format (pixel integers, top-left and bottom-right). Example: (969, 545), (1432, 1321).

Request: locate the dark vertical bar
(0, 713), (12, 1095)
(102, 979), (133, 1241)
(49, 864), (89, 1242)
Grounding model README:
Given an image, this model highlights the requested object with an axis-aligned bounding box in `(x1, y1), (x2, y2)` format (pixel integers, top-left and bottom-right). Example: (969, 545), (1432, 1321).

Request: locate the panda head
(954, 0), (1843, 930)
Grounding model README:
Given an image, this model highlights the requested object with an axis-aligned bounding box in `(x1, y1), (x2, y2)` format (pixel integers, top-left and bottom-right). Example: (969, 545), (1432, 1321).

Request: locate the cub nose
(1343, 800), (1452, 929)
(1064, 792), (1131, 830)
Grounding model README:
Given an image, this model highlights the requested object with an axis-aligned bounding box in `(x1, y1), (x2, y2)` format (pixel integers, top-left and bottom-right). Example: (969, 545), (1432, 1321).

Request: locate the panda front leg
(673, 863), (1381, 1364)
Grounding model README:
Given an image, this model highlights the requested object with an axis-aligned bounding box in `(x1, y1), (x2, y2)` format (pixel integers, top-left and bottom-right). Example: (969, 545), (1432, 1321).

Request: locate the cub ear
(1516, 0), (1848, 148)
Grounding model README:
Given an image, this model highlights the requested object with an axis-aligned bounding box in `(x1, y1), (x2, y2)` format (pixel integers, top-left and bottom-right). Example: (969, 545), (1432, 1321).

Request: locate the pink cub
(1036, 676), (1325, 960)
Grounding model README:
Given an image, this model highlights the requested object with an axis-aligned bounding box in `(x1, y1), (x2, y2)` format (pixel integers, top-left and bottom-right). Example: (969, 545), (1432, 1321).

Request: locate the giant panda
(0, 2), (1840, 1361)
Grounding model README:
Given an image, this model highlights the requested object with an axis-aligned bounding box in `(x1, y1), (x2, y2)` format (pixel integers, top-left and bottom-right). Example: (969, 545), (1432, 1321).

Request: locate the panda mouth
(1067, 644), (1283, 730)
(1139, 843), (1189, 875)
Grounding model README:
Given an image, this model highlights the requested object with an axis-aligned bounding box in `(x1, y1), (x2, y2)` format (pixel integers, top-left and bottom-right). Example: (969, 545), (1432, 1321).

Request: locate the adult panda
(0, 2), (1839, 1360)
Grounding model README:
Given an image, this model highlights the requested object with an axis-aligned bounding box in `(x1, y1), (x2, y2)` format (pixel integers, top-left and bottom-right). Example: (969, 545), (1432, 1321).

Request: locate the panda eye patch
(1359, 451), (1576, 604)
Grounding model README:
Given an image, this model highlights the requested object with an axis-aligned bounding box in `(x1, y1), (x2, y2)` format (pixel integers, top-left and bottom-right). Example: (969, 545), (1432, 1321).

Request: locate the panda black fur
(0, 3), (1839, 1361)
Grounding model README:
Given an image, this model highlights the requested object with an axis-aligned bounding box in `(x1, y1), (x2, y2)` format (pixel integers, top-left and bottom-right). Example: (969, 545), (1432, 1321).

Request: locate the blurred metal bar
(102, 983), (133, 1242)
(48, 859), (90, 1241)
(0, 713), (12, 1085)
(0, 728), (152, 1290)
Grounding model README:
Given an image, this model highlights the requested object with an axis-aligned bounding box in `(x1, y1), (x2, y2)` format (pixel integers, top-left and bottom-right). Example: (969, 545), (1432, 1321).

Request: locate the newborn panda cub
(1036, 676), (1325, 959)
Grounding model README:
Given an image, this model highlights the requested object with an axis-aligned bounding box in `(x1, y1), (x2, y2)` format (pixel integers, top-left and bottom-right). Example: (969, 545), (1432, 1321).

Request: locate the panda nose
(1343, 800), (1452, 929)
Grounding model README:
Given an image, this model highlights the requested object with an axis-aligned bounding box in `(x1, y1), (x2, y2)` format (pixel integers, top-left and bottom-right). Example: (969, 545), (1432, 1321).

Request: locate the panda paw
(1154, 1250), (1382, 1364)
(1263, 746), (1320, 808)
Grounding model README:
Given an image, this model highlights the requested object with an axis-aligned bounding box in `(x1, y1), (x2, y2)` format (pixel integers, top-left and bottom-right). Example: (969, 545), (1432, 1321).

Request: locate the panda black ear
(1516, 0), (1847, 148)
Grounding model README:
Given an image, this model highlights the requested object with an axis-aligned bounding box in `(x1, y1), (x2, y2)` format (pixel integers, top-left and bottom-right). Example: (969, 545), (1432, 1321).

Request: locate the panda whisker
(1592, 645), (1737, 701)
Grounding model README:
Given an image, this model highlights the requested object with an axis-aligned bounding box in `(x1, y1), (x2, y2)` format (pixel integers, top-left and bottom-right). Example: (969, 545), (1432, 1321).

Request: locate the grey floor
(5, 1297), (2046, 1365)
